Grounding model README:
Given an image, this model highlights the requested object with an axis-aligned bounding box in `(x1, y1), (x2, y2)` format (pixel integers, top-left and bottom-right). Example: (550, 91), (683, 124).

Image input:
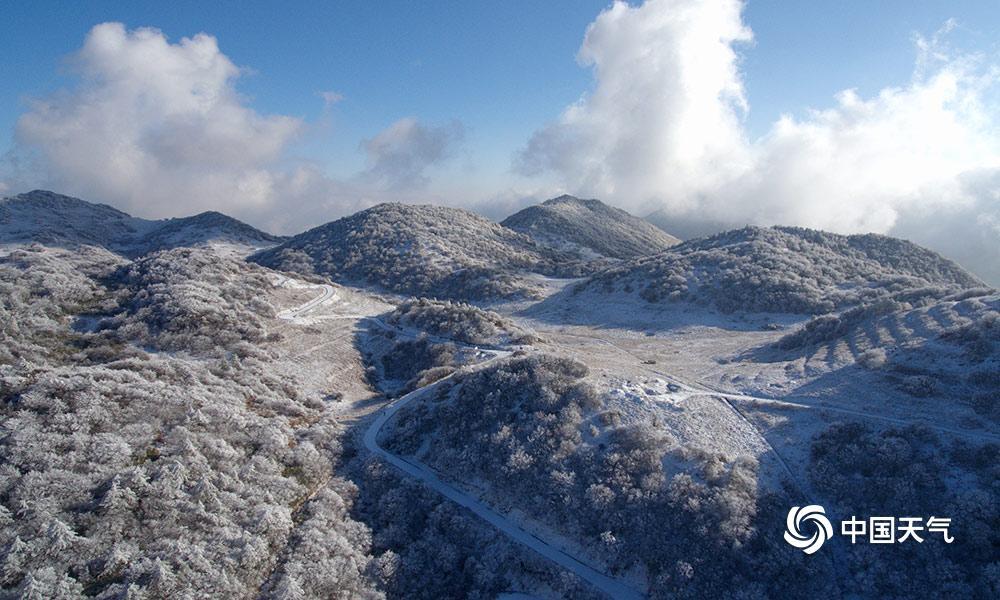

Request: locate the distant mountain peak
(502, 195), (679, 260)
(543, 194), (601, 208)
(545, 193), (581, 203)
(6, 189), (132, 217)
(1, 190), (280, 256)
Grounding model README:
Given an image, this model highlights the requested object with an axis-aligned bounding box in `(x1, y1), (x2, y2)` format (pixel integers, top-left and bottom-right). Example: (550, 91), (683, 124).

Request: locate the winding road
(362, 362), (642, 600)
(277, 278), (995, 598)
(277, 278), (643, 599)
(274, 277), (338, 319)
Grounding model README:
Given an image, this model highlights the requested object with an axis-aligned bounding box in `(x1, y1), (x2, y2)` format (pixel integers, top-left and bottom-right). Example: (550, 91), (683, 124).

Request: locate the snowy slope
(0, 189), (154, 247)
(251, 202), (588, 301)
(502, 194), (680, 260)
(0, 245), (378, 598)
(771, 289), (999, 414)
(137, 210), (284, 254)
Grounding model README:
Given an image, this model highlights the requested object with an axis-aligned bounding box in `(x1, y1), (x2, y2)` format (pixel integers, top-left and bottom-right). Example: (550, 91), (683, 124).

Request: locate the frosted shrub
(778, 299), (905, 349)
(100, 248), (277, 358)
(810, 423), (998, 598)
(0, 245), (380, 598)
(858, 347), (888, 369)
(387, 298), (536, 346)
(350, 460), (592, 599)
(380, 338), (455, 388)
(898, 374), (938, 397)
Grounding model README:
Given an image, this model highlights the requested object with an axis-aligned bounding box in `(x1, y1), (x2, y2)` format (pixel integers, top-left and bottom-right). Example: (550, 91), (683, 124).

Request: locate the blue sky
(1, 1), (999, 282)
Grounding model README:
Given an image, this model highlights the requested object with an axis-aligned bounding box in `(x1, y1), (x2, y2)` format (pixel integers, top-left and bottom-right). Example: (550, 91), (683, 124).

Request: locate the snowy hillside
(0, 189), (153, 248)
(136, 210), (284, 254)
(251, 202), (586, 301)
(385, 298), (536, 346)
(0, 245), (379, 598)
(580, 226), (984, 314)
(771, 288), (999, 417)
(502, 195), (680, 260)
(380, 353), (824, 597)
(0, 190), (281, 256)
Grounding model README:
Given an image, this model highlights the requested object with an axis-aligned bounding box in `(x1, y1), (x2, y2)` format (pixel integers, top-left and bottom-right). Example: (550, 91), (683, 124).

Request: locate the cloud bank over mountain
(4, 23), (463, 234)
(516, 0), (1000, 285)
(13, 23), (304, 218)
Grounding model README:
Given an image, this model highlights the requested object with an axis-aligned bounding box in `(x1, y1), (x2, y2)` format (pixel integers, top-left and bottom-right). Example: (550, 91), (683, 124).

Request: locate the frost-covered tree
(0, 245), (379, 598)
(381, 354), (827, 597)
(811, 423), (998, 598)
(581, 226), (983, 314)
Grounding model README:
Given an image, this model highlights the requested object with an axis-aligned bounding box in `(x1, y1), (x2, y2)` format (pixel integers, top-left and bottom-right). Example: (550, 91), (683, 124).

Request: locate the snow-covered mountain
(580, 225), (984, 314)
(3, 190), (997, 599)
(137, 210), (284, 254)
(643, 206), (681, 237)
(0, 189), (152, 247)
(502, 194), (680, 259)
(251, 202), (586, 301)
(0, 190), (281, 255)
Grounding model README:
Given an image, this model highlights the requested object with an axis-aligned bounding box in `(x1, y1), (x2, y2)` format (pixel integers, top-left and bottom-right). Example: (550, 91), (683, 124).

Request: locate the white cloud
(517, 0), (1000, 285)
(359, 117), (465, 190)
(1, 23), (517, 234)
(515, 0), (752, 207)
(319, 90), (345, 107)
(14, 23), (305, 219)
(5, 23), (456, 234)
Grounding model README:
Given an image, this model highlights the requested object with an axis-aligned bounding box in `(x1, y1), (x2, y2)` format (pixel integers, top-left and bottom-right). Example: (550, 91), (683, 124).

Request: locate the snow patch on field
(601, 376), (775, 468)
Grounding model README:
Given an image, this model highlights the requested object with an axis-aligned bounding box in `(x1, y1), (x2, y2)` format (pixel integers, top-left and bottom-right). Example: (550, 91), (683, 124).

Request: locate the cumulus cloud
(515, 0), (752, 205)
(359, 117), (465, 190)
(891, 168), (1000, 286)
(14, 23), (305, 219)
(517, 0), (1000, 284)
(319, 90), (345, 107)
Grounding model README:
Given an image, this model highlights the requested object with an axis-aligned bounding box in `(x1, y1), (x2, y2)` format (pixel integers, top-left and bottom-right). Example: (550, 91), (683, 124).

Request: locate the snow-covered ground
(266, 275), (392, 412)
(268, 271), (997, 598)
(495, 279), (999, 500)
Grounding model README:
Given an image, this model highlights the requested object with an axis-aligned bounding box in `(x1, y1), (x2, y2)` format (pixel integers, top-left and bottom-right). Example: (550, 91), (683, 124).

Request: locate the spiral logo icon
(784, 505), (833, 554)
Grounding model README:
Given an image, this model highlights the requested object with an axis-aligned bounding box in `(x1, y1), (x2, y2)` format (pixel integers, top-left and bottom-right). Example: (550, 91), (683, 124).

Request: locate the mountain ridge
(251, 202), (589, 301)
(580, 224), (985, 314)
(1, 189), (282, 255)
